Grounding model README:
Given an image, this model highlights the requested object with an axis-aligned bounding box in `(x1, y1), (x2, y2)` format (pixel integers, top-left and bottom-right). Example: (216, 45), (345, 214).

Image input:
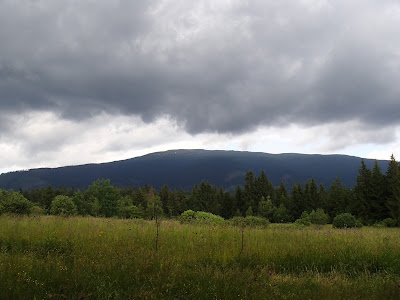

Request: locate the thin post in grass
(150, 192), (162, 253)
(154, 205), (160, 252)
(146, 189), (163, 253)
(241, 226), (244, 254)
(240, 217), (245, 255)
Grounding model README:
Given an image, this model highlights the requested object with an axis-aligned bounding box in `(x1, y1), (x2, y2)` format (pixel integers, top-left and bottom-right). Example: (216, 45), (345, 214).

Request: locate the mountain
(0, 149), (390, 191)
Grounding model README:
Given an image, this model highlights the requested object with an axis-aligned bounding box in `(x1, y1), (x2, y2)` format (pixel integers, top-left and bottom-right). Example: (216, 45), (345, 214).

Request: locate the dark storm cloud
(1, 0), (400, 139)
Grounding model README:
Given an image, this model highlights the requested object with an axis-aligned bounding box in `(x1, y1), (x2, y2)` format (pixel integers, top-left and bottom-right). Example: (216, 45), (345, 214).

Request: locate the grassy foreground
(0, 216), (400, 299)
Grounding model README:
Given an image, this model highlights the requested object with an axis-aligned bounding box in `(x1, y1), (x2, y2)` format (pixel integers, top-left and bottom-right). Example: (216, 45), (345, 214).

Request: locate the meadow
(0, 215), (400, 299)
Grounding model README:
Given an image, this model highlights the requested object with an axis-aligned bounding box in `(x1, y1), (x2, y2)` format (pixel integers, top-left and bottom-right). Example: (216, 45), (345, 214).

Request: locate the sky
(1, 0), (400, 174)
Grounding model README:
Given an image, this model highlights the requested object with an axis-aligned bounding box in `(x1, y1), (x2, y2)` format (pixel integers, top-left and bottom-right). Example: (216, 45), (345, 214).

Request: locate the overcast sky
(1, 0), (400, 174)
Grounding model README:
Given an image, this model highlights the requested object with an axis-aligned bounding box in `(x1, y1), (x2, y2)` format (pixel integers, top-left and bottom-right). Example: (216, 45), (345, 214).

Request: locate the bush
(295, 211), (311, 226)
(230, 216), (246, 227)
(332, 213), (357, 228)
(180, 210), (196, 224)
(355, 219), (363, 228)
(50, 195), (78, 217)
(309, 208), (329, 225)
(272, 204), (292, 223)
(180, 210), (225, 225)
(194, 211), (225, 225)
(244, 216), (269, 228)
(30, 206), (46, 216)
(245, 206), (253, 217)
(383, 218), (397, 227)
(1, 191), (33, 215)
(125, 205), (144, 219)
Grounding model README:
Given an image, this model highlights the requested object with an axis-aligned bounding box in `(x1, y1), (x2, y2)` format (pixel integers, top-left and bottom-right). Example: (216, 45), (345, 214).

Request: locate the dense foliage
(180, 210), (225, 225)
(332, 213), (357, 229)
(50, 195), (77, 216)
(1, 155), (399, 226)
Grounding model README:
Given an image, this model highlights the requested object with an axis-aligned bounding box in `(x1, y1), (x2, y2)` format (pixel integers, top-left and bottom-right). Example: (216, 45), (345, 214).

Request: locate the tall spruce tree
(234, 185), (244, 216)
(327, 177), (348, 218)
(305, 178), (319, 210)
(318, 183), (328, 211)
(242, 171), (256, 214)
(290, 183), (306, 219)
(275, 181), (288, 207)
(353, 159), (372, 222)
(220, 188), (234, 219)
(385, 155), (400, 224)
(159, 184), (169, 215)
(177, 188), (188, 214)
(370, 161), (388, 221)
(256, 171), (276, 206)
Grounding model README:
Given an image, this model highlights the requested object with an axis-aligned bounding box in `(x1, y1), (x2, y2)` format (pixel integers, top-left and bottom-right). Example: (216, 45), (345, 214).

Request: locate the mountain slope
(0, 149), (389, 191)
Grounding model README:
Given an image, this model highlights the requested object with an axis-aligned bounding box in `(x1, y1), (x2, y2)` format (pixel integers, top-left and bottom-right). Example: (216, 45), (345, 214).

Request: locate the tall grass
(0, 215), (399, 299)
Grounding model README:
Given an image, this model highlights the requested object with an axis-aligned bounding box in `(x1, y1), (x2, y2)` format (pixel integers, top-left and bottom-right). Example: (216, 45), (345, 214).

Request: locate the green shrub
(50, 195), (78, 216)
(180, 210), (225, 225)
(180, 210), (196, 224)
(373, 218), (397, 228)
(245, 206), (253, 217)
(355, 219), (364, 228)
(244, 216), (269, 228)
(1, 191), (33, 215)
(373, 222), (385, 228)
(194, 211), (225, 225)
(30, 206), (46, 216)
(383, 218), (397, 227)
(125, 205), (144, 219)
(272, 204), (292, 223)
(309, 208), (329, 225)
(295, 211), (311, 226)
(332, 213), (357, 228)
(230, 216), (246, 227)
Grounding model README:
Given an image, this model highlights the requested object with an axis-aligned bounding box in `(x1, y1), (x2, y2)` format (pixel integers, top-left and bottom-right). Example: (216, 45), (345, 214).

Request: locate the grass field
(0, 215), (400, 299)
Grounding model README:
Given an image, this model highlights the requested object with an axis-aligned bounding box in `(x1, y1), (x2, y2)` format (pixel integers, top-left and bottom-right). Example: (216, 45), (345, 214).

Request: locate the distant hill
(0, 149), (390, 191)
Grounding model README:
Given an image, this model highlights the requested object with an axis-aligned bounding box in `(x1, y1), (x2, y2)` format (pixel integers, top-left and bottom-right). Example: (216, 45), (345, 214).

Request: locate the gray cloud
(1, 0), (400, 142)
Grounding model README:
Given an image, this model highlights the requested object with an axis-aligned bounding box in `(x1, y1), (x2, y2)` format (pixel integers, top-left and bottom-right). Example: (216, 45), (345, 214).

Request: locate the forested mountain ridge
(0, 149), (390, 191)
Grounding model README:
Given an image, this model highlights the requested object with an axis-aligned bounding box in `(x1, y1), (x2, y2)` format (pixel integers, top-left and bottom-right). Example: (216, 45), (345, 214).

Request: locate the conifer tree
(159, 184), (169, 215)
(220, 189), (233, 219)
(234, 185), (244, 216)
(166, 189), (180, 217)
(177, 188), (188, 214)
(327, 177), (348, 218)
(275, 181), (288, 207)
(188, 184), (199, 211)
(307, 178), (319, 210)
(256, 171), (276, 206)
(243, 171), (256, 214)
(370, 161), (388, 221)
(258, 196), (276, 219)
(353, 159), (372, 222)
(318, 183), (328, 211)
(290, 183), (306, 219)
(385, 155), (400, 224)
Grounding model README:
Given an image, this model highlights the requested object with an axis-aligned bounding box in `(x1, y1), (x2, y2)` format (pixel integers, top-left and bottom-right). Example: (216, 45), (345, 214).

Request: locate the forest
(1, 155), (400, 227)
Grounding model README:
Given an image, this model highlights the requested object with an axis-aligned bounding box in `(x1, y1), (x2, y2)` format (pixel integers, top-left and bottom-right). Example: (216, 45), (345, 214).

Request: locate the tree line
(1, 155), (399, 226)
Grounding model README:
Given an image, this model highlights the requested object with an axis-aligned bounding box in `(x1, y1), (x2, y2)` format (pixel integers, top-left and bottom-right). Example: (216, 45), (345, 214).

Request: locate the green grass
(0, 216), (400, 299)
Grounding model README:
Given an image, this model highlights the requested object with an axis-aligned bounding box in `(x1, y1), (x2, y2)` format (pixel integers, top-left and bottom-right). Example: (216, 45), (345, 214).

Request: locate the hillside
(0, 149), (389, 191)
